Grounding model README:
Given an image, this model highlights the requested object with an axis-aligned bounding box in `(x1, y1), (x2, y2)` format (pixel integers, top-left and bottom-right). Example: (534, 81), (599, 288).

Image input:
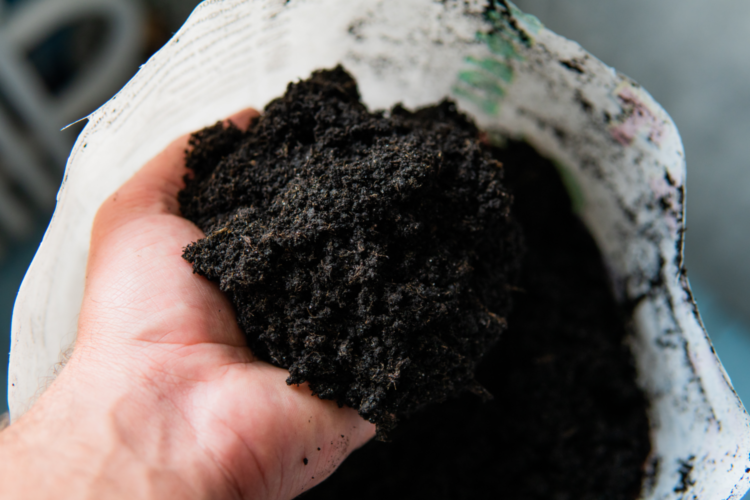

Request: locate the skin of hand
(0, 108), (375, 500)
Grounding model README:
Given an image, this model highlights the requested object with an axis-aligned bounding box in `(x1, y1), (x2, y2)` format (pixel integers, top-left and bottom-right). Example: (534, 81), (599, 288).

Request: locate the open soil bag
(9, 1), (750, 498)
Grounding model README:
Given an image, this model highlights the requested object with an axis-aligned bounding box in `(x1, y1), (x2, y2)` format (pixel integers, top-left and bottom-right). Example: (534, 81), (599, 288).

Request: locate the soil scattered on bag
(179, 66), (523, 435)
(302, 141), (651, 500)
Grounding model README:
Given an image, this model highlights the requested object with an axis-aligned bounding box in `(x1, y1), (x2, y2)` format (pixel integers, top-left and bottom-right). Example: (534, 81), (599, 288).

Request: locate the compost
(302, 140), (651, 500)
(180, 66), (523, 435)
(180, 67), (651, 498)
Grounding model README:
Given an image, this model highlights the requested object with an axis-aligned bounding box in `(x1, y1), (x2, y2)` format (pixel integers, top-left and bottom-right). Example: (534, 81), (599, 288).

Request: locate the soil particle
(674, 456), (696, 493)
(180, 66), (522, 436)
(301, 142), (651, 500)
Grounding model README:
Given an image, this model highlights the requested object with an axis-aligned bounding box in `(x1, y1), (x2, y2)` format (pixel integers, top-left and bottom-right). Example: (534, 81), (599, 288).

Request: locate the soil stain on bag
(180, 66), (523, 436)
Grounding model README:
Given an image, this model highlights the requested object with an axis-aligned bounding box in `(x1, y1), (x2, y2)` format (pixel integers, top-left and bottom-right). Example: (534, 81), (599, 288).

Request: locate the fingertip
(349, 413), (377, 450)
(224, 108), (260, 131)
(100, 107), (259, 222)
(90, 108), (260, 259)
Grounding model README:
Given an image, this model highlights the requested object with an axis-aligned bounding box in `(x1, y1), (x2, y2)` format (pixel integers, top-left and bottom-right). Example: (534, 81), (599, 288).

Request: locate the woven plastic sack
(9, 1), (750, 498)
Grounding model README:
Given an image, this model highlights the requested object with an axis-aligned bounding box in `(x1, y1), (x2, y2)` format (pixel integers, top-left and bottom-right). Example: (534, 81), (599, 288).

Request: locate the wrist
(0, 352), (233, 500)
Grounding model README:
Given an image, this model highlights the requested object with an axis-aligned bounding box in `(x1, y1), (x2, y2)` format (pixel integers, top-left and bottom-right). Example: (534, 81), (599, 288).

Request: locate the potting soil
(302, 141), (651, 500)
(180, 67), (651, 499)
(180, 67), (523, 436)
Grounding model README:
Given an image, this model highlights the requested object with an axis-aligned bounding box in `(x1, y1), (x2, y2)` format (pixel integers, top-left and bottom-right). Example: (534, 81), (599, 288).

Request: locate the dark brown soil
(179, 66), (651, 498)
(301, 141), (651, 500)
(179, 67), (523, 436)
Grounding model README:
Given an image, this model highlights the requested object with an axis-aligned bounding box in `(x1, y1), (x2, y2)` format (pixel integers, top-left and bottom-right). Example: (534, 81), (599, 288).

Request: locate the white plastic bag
(9, 1), (750, 498)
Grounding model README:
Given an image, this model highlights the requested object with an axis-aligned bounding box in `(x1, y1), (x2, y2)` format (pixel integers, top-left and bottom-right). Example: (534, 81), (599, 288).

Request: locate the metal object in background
(0, 0), (144, 243)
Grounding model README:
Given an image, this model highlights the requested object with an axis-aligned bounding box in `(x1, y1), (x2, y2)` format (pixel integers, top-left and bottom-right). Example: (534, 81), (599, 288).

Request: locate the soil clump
(302, 141), (651, 500)
(179, 66), (523, 435)
(179, 66), (651, 498)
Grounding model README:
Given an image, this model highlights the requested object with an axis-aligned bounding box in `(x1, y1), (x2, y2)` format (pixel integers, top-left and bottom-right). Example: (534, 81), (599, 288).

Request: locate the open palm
(67, 109), (374, 499)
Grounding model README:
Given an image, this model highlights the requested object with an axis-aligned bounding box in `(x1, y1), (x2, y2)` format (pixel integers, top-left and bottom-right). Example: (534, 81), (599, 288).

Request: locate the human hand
(0, 109), (375, 500)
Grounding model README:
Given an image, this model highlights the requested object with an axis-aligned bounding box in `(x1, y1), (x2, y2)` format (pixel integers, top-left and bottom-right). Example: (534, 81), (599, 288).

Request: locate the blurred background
(0, 0), (748, 458)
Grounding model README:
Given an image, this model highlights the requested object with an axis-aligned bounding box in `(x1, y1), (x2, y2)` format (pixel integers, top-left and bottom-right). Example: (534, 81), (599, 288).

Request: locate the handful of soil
(303, 141), (651, 500)
(179, 66), (523, 434)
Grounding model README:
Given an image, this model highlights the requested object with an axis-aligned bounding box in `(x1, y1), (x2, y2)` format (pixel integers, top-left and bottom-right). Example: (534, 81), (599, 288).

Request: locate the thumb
(90, 108), (261, 248)
(212, 363), (375, 499)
